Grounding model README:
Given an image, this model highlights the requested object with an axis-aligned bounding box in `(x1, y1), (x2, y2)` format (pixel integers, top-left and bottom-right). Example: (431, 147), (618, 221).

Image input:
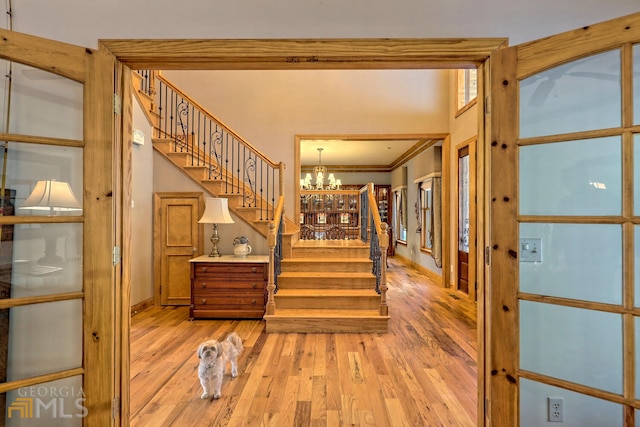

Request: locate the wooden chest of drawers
(189, 255), (269, 319)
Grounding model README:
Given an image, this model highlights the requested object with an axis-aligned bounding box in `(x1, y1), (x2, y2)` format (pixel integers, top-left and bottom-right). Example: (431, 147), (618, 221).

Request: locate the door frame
(104, 13), (640, 424)
(101, 37), (505, 425)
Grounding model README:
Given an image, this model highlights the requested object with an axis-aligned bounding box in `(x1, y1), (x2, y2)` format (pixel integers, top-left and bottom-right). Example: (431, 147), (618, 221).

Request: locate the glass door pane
(458, 153), (469, 253)
(517, 47), (629, 425)
(634, 44), (640, 125)
(519, 136), (621, 216)
(0, 59), (85, 425)
(520, 49), (621, 138)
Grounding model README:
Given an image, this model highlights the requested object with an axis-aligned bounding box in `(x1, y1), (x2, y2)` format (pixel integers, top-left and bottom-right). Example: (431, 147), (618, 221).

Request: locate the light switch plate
(520, 238), (542, 263)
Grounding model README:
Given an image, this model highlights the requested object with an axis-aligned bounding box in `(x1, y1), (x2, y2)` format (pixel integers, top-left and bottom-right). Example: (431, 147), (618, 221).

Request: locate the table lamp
(198, 197), (234, 257)
(19, 179), (82, 265)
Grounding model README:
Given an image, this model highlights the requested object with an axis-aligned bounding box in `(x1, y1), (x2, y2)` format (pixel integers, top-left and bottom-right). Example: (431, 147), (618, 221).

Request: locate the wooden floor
(130, 257), (478, 427)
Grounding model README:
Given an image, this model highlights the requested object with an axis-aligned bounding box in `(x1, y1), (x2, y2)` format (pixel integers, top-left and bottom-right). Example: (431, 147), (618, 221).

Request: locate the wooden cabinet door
(154, 192), (203, 305)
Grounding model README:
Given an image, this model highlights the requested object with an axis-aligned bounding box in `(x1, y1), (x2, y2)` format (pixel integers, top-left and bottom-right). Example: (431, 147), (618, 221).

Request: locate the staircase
(264, 240), (390, 333)
(152, 136), (298, 241)
(133, 70), (390, 333)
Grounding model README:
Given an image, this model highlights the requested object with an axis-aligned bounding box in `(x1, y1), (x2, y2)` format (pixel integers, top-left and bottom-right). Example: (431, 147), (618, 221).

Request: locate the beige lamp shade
(198, 198), (234, 224)
(20, 180), (82, 212)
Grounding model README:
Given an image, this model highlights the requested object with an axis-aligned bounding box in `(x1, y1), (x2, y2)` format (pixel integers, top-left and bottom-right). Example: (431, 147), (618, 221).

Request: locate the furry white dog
(197, 332), (244, 400)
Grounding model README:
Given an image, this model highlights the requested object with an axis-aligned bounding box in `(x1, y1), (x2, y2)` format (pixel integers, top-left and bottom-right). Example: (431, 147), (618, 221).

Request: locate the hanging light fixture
(300, 147), (341, 190)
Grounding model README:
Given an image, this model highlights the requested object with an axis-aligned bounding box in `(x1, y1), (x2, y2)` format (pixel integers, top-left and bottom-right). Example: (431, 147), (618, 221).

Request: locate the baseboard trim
(391, 254), (443, 286)
(131, 298), (154, 317)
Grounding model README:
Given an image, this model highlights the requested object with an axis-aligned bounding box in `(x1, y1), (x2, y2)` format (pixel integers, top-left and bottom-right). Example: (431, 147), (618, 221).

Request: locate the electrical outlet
(548, 397), (564, 422)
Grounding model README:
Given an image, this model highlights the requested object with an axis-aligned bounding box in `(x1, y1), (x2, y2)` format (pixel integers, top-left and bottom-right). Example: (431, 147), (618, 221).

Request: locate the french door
(489, 11), (640, 426)
(0, 30), (122, 425)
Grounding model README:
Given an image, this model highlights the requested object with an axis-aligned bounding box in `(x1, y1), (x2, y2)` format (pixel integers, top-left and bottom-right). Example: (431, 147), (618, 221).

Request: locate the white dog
(197, 332), (244, 400)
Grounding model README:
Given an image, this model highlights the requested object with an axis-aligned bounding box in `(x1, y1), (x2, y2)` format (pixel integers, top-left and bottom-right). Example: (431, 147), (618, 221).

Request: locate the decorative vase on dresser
(189, 255), (269, 319)
(233, 243), (252, 257)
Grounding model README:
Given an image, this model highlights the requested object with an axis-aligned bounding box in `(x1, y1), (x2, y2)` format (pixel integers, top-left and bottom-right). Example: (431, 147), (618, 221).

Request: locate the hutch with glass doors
(299, 189), (360, 240)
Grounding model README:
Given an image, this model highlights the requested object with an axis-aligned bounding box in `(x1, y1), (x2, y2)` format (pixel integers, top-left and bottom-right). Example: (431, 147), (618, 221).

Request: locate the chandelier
(300, 148), (342, 190)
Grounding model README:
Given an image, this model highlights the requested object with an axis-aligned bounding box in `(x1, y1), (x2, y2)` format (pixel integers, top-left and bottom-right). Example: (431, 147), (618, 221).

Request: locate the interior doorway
(101, 37), (500, 425)
(455, 137), (476, 301)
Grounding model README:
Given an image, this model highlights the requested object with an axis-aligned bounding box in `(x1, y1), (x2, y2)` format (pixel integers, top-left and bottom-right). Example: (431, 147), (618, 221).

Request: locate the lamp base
(208, 248), (222, 257)
(38, 233), (64, 266)
(208, 223), (223, 257)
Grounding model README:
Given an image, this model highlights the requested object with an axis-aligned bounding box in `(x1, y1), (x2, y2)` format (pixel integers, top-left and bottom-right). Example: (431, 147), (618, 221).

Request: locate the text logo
(8, 386), (87, 419)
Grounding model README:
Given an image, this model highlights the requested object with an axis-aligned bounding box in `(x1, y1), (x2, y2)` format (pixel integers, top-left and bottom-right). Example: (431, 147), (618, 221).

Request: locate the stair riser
(275, 296), (380, 310)
(281, 262), (371, 273)
(277, 278), (376, 289)
(265, 317), (388, 333)
(291, 248), (370, 258)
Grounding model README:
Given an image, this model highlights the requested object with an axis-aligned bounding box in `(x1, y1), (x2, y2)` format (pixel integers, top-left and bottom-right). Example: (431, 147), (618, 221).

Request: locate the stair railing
(360, 182), (389, 316)
(147, 71), (283, 221)
(266, 195), (285, 315)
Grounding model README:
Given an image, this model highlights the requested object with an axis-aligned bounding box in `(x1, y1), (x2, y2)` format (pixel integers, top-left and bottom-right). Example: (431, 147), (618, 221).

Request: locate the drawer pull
(252, 283), (257, 289)
(201, 298), (207, 304)
(252, 267), (257, 273)
(201, 283), (207, 288)
(202, 267), (208, 273)
(251, 300), (256, 305)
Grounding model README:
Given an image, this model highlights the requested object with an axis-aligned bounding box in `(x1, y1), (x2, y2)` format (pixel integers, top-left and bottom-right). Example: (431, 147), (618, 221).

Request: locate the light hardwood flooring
(130, 257), (477, 426)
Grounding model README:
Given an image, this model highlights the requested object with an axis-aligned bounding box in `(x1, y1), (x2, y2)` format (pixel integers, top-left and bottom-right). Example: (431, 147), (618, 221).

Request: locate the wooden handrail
(154, 71), (279, 169)
(365, 182), (389, 316)
(266, 195), (285, 316)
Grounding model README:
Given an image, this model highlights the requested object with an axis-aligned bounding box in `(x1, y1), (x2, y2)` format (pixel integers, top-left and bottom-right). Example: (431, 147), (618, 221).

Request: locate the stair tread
(276, 289), (378, 296)
(282, 257), (371, 263)
(278, 271), (374, 278)
(266, 308), (388, 318)
(293, 240), (368, 248)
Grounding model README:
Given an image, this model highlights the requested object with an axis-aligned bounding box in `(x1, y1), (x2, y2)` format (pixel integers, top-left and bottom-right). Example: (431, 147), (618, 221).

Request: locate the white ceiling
(300, 138), (424, 168)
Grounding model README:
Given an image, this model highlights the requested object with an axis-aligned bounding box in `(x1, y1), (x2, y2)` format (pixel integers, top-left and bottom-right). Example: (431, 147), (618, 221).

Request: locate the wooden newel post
(266, 221), (276, 316)
(379, 222), (389, 316)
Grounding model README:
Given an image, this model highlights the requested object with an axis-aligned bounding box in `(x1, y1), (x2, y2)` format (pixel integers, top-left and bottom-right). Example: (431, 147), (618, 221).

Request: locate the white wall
(163, 69), (450, 218)
(130, 100), (154, 307)
(390, 147), (444, 274)
(6, 1), (639, 47)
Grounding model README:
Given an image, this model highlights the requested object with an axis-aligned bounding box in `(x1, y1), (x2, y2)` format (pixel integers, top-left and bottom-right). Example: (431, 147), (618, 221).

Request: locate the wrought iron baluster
(146, 73), (282, 227)
(158, 81), (164, 138)
(274, 215), (283, 293)
(370, 223), (382, 294)
(224, 132), (229, 194)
